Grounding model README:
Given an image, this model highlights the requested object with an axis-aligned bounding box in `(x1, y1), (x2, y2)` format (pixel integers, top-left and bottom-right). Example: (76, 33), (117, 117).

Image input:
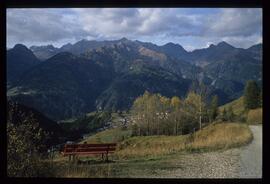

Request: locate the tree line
(130, 80), (262, 136)
(130, 89), (219, 136)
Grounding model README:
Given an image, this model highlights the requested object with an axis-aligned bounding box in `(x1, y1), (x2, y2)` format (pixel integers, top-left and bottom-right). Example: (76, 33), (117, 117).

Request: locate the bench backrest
(62, 143), (117, 155)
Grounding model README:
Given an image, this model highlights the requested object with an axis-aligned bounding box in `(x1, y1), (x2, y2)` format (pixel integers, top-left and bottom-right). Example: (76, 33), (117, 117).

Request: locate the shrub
(7, 102), (49, 177)
(246, 108), (262, 124)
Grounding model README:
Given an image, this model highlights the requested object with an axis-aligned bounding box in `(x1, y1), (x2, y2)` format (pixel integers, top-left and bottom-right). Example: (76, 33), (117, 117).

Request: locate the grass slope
(116, 122), (252, 159)
(219, 96), (245, 115)
(50, 122), (253, 178)
(80, 122), (252, 159)
(80, 127), (132, 143)
(219, 96), (262, 124)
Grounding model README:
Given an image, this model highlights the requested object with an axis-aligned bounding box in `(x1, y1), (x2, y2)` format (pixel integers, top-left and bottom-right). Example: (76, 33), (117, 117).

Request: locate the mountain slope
(96, 63), (191, 111)
(8, 52), (114, 120)
(184, 41), (262, 102)
(82, 39), (200, 79)
(7, 44), (40, 87)
(187, 42), (239, 66)
(246, 43), (262, 60)
(135, 40), (189, 60)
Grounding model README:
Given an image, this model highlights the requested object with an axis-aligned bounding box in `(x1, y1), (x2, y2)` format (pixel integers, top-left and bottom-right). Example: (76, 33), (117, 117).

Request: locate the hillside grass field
(50, 122), (253, 177)
(80, 127), (132, 143)
(219, 96), (262, 124)
(83, 122), (252, 159)
(219, 96), (245, 116)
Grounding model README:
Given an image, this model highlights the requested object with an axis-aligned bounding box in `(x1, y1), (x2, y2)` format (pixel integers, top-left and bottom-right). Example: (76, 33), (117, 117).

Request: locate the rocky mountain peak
(14, 44), (29, 51)
(216, 41), (234, 49)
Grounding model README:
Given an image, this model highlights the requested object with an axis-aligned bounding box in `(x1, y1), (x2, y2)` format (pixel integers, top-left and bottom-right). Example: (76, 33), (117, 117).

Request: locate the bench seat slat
(64, 148), (116, 152)
(65, 143), (116, 148)
(63, 151), (115, 156)
(64, 147), (116, 150)
(62, 143), (117, 157)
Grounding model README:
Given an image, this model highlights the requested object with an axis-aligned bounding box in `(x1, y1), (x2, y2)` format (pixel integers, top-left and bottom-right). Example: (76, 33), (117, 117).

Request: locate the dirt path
(238, 125), (262, 178)
(148, 125), (262, 178)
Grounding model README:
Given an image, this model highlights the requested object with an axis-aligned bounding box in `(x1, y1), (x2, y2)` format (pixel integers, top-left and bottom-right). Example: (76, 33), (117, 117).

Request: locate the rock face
(30, 45), (59, 61)
(7, 38), (262, 120)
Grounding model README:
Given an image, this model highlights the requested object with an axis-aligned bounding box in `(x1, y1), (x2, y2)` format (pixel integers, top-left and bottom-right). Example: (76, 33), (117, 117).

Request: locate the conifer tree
(227, 106), (235, 122)
(244, 80), (260, 109)
(209, 95), (219, 122)
(222, 108), (227, 121)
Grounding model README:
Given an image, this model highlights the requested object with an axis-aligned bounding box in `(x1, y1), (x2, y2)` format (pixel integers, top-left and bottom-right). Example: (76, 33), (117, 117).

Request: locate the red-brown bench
(61, 143), (117, 162)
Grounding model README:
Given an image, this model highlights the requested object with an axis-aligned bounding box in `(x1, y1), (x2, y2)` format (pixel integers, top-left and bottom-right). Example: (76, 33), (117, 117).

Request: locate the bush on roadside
(246, 108), (262, 124)
(7, 102), (51, 177)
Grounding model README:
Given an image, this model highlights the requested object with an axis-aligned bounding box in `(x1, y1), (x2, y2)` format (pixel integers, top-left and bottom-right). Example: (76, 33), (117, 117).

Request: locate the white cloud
(6, 8), (262, 49)
(204, 8), (262, 37)
(7, 8), (89, 47)
(206, 42), (214, 47)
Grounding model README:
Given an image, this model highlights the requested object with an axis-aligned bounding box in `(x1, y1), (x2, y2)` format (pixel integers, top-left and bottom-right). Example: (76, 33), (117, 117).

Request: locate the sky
(7, 8), (262, 51)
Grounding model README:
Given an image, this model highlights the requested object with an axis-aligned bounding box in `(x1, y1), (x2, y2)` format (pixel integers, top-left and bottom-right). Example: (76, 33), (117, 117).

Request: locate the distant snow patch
(211, 79), (217, 86)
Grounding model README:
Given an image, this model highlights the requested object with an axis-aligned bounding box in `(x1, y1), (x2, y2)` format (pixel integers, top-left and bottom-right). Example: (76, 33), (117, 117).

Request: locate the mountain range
(7, 38), (262, 121)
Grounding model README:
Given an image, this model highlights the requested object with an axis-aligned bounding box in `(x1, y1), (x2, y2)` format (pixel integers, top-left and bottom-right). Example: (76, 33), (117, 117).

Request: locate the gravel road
(238, 125), (262, 178)
(150, 125), (262, 178)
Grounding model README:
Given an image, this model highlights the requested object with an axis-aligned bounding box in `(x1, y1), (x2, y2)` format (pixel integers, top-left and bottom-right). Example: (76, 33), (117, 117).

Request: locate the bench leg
(75, 155), (78, 165)
(106, 153), (108, 162)
(72, 155), (76, 164)
(102, 153), (104, 160)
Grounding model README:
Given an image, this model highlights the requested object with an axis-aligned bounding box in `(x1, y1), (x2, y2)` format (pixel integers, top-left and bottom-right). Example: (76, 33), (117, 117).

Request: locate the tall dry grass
(246, 108), (262, 124)
(116, 122), (253, 159)
(48, 161), (115, 178)
(190, 123), (253, 150)
(116, 135), (188, 159)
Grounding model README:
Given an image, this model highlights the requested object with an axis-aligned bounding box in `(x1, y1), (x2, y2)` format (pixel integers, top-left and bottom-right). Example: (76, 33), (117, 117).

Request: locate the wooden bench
(61, 143), (117, 162)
